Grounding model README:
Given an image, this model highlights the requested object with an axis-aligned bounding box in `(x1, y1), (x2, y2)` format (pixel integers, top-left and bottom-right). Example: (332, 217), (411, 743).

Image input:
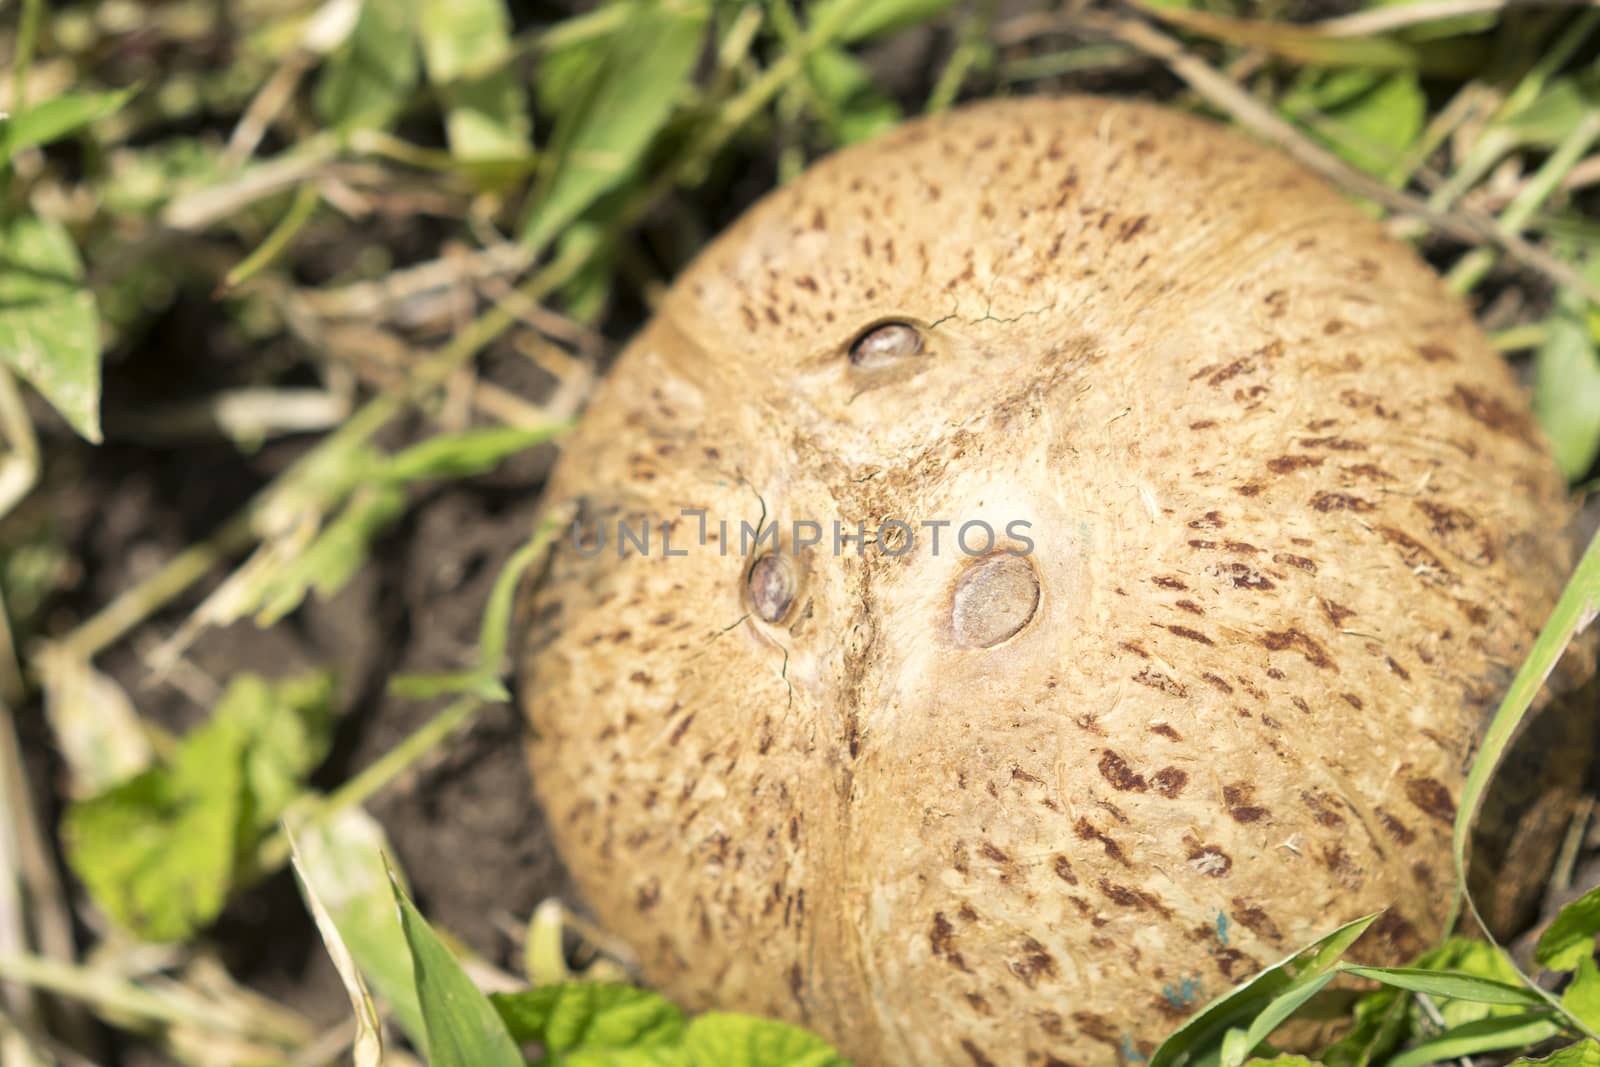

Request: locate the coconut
(514, 96), (1592, 1067)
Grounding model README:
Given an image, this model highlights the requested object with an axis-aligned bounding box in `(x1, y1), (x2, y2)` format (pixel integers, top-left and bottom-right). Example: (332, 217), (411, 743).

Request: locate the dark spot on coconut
(1320, 600), (1356, 628)
(1098, 750), (1148, 792)
(669, 712), (696, 746)
(978, 841), (1012, 865)
(1404, 774), (1456, 824)
(1299, 436), (1366, 451)
(1449, 384), (1533, 441)
(1075, 818), (1130, 866)
(1230, 899), (1283, 942)
(1216, 562), (1275, 590)
(748, 554), (795, 623)
(1175, 599), (1205, 615)
(1010, 937), (1059, 987)
(1133, 668), (1187, 697)
(1185, 837), (1233, 877)
(964, 993), (991, 1016)
(1053, 854), (1079, 885)
(930, 912), (970, 972)
(637, 879), (660, 911)
(1259, 628), (1335, 669)
(961, 1041), (997, 1067)
(1149, 722), (1183, 740)
(1191, 419), (1218, 430)
(1312, 491), (1374, 513)
(1201, 672), (1234, 694)
(1274, 552), (1316, 573)
(1072, 1012), (1119, 1047)
(1223, 783), (1271, 823)
(1417, 343), (1456, 363)
(1268, 455), (1323, 474)
(1163, 624), (1214, 645)
(1153, 767), (1188, 798)
(1370, 911), (1424, 957)
(1341, 692), (1364, 709)
(1153, 575), (1188, 590)
(1213, 948), (1260, 981)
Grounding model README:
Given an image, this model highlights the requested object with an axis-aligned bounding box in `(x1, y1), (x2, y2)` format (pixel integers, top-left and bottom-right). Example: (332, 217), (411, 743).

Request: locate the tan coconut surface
(518, 96), (1593, 1067)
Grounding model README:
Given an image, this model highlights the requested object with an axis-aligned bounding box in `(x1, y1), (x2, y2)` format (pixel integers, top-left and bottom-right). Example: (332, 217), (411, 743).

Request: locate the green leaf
(1533, 295), (1600, 481)
(0, 215), (102, 441)
(808, 0), (960, 41)
(418, 0), (532, 162)
(490, 983), (685, 1051)
(1282, 68), (1425, 176)
(379, 423), (569, 484)
(290, 809), (426, 1047)
(388, 669), (508, 703)
(682, 1012), (851, 1067)
(0, 87), (136, 161)
(255, 484), (408, 625)
(314, 0), (420, 131)
(1514, 1040), (1600, 1067)
(1149, 911), (1380, 1067)
(805, 48), (902, 146)
(1565, 957), (1600, 1031)
(61, 673), (334, 941)
(1222, 971), (1339, 1067)
(1388, 1012), (1563, 1067)
(1539, 888), (1600, 972)
(521, 0), (709, 249)
(1340, 965), (1547, 1007)
(391, 868), (524, 1067)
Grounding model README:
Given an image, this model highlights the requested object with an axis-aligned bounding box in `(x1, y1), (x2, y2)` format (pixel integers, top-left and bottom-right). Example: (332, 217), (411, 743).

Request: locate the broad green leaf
(1515, 1040), (1600, 1067)
(288, 822), (384, 1067)
(522, 0), (709, 249)
(1149, 912), (1380, 1067)
(1388, 1012), (1563, 1067)
(391, 870), (524, 1067)
(1222, 971), (1338, 1067)
(290, 810), (425, 1047)
(419, 0), (532, 162)
(0, 215), (102, 441)
(1340, 965), (1546, 1007)
(61, 757), (240, 943)
(808, 0), (961, 42)
(682, 1012), (850, 1067)
(1565, 957), (1600, 1030)
(61, 673), (335, 941)
(314, 0), (420, 131)
(805, 48), (901, 146)
(1540, 887), (1600, 972)
(1282, 69), (1425, 176)
(379, 423), (569, 484)
(1533, 296), (1600, 480)
(0, 87), (136, 161)
(490, 983), (685, 1051)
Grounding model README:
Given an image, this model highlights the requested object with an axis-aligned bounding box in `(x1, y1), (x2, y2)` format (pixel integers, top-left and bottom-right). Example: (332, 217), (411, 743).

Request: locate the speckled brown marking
(930, 912), (971, 972)
(1375, 807), (1416, 845)
(1190, 419), (1217, 430)
(1153, 575), (1187, 590)
(960, 1039), (998, 1067)
(1404, 774), (1456, 825)
(1449, 384), (1534, 441)
(1119, 641), (1150, 659)
(1075, 819), (1130, 866)
(1300, 790), (1346, 827)
(1188, 511), (1226, 530)
(1340, 692), (1364, 709)
(1216, 562), (1276, 590)
(1185, 836), (1233, 877)
(979, 842), (1012, 865)
(1175, 599), (1205, 616)
(1133, 668), (1187, 697)
(1320, 600), (1356, 628)
(1235, 482), (1264, 496)
(1259, 628), (1335, 669)
(1312, 491), (1374, 513)
(1212, 948), (1260, 981)
(1071, 1012), (1120, 1049)
(1344, 463), (1395, 482)
(1222, 783), (1271, 823)
(1189, 539), (1217, 550)
(1163, 624), (1214, 645)
(1224, 541), (1260, 554)
(1053, 854), (1079, 885)
(1153, 767), (1188, 799)
(1098, 751), (1148, 792)
(1274, 552), (1316, 573)
(1230, 899), (1283, 942)
(1149, 723), (1182, 740)
(1200, 672), (1234, 694)
(1370, 911), (1424, 957)
(1299, 436), (1366, 452)
(1010, 936), (1060, 987)
(1268, 455), (1323, 474)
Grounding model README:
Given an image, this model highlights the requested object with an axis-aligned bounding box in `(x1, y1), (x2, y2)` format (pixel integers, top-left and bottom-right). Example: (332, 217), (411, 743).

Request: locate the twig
(1316, 0), (1600, 38)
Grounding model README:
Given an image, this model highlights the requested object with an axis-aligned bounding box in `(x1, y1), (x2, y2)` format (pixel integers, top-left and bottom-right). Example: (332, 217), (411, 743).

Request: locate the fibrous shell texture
(516, 96), (1588, 1067)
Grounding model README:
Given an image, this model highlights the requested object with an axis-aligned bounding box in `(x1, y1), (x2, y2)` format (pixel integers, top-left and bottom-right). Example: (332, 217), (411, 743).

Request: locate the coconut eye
(748, 553), (796, 623)
(849, 321), (923, 367)
(951, 552), (1040, 648)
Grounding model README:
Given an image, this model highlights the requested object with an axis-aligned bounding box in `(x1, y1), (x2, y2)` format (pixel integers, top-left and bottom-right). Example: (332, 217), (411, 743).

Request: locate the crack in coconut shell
(513, 96), (1596, 1067)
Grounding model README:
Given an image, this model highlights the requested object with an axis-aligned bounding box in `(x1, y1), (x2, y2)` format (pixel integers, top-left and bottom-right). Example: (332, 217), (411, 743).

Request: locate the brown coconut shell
(515, 96), (1593, 1067)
